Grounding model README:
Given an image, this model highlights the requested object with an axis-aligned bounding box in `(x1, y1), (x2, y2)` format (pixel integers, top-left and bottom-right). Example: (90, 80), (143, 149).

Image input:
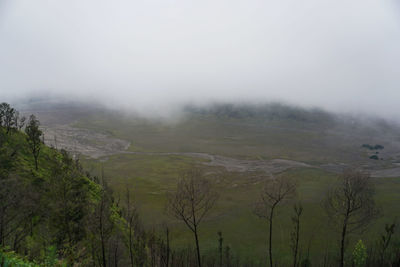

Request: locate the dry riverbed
(40, 122), (400, 178)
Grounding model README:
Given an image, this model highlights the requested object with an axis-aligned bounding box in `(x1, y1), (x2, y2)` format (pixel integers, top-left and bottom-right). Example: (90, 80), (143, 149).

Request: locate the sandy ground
(42, 124), (130, 158)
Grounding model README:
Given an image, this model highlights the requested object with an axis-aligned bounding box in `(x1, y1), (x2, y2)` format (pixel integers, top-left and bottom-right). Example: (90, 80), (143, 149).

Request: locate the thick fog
(1, 0), (400, 117)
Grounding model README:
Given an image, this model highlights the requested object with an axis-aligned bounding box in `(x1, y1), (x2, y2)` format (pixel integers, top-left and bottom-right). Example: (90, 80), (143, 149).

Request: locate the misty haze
(1, 1), (400, 266)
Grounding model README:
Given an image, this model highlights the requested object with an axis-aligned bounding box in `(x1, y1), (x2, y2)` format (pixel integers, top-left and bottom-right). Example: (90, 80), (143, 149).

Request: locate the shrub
(353, 240), (367, 267)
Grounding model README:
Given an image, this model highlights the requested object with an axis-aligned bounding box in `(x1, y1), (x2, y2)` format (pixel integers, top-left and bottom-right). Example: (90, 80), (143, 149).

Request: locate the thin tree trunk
(0, 211), (4, 245)
(129, 221), (134, 267)
(191, 190), (202, 267)
(114, 242), (118, 267)
(269, 206), (275, 267)
(340, 214), (349, 267)
(91, 241), (96, 267)
(194, 226), (202, 267)
(100, 198), (107, 267)
(293, 218), (300, 267)
(166, 227), (170, 267)
(219, 232), (223, 267)
(34, 156), (38, 171)
(126, 189), (134, 267)
(13, 231), (20, 251)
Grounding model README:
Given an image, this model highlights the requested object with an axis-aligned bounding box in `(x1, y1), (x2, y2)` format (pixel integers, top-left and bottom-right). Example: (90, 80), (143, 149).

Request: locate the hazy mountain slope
(23, 101), (400, 169)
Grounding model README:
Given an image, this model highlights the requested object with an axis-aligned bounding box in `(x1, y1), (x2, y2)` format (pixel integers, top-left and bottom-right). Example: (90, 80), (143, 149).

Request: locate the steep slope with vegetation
(0, 105), (101, 265)
(0, 103), (153, 266)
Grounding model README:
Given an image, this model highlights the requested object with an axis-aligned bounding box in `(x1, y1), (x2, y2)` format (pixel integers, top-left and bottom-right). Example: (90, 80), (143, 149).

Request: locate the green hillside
(0, 106), (111, 266)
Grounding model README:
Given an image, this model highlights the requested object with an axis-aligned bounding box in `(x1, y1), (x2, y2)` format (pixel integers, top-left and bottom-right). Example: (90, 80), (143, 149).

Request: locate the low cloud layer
(1, 0), (400, 117)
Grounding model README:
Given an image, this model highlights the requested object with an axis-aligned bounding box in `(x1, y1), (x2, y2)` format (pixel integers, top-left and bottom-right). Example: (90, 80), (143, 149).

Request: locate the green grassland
(26, 102), (400, 264)
(82, 153), (400, 264)
(72, 104), (400, 167)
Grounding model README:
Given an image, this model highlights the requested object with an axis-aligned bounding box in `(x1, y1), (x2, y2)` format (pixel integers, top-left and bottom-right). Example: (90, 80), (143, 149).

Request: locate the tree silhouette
(25, 115), (42, 170)
(167, 167), (218, 267)
(324, 169), (380, 267)
(254, 175), (296, 267)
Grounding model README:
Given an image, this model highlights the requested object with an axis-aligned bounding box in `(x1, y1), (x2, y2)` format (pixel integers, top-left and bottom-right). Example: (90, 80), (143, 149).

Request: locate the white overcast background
(1, 0), (400, 117)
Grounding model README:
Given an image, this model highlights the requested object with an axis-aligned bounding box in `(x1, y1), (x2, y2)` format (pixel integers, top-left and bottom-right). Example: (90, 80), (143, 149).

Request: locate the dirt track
(121, 151), (311, 175)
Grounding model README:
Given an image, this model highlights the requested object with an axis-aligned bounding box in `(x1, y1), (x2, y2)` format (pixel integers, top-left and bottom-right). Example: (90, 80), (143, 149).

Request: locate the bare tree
(161, 223), (171, 267)
(254, 175), (297, 267)
(291, 202), (303, 267)
(378, 222), (395, 266)
(122, 188), (142, 267)
(87, 171), (116, 267)
(218, 231), (223, 267)
(121, 194), (147, 267)
(324, 169), (380, 267)
(166, 167), (218, 267)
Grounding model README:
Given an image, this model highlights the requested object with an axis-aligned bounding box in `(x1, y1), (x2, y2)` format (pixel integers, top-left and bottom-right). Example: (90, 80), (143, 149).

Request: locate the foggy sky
(1, 0), (400, 117)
